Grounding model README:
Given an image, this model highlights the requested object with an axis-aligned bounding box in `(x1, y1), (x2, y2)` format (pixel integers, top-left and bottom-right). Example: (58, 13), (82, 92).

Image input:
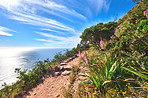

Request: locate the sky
(0, 0), (136, 48)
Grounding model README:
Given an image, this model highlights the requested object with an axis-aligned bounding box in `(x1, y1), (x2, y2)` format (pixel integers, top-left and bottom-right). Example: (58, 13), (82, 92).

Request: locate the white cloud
(36, 32), (65, 41)
(88, 0), (110, 14)
(0, 0), (19, 10)
(0, 31), (13, 36)
(0, 26), (16, 32)
(0, 0), (78, 33)
(0, 0), (84, 47)
(38, 7), (74, 22)
(9, 12), (75, 32)
(0, 0), (86, 21)
(35, 32), (81, 48)
(0, 0), (89, 35)
(25, 0), (86, 20)
(0, 26), (15, 36)
(35, 38), (56, 43)
(40, 28), (66, 34)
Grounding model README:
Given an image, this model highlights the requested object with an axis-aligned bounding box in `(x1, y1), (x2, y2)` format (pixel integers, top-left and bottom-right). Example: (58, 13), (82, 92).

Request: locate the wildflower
(85, 57), (88, 65)
(127, 21), (129, 24)
(144, 10), (148, 17)
(123, 27), (125, 29)
(100, 37), (104, 49)
(109, 39), (111, 43)
(78, 51), (82, 58)
(121, 23), (123, 25)
(131, 23), (133, 25)
(114, 28), (118, 37)
(110, 35), (114, 38)
(114, 32), (117, 37)
(115, 28), (118, 33)
(144, 11), (146, 16)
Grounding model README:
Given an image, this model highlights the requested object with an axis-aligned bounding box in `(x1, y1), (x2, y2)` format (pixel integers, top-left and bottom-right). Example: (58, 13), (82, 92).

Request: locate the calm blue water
(0, 48), (67, 89)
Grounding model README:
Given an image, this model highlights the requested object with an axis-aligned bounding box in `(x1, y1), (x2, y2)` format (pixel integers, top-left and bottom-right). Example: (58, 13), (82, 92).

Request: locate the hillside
(65, 0), (148, 97)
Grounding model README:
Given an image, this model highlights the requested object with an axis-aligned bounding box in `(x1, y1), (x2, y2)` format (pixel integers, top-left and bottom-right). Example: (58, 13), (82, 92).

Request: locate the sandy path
(22, 56), (80, 98)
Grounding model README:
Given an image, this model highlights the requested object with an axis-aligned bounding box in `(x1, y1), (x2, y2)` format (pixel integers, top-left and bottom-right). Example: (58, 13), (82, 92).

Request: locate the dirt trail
(22, 55), (80, 98)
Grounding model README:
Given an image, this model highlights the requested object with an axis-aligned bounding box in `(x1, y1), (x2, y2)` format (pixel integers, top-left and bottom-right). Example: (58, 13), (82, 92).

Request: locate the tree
(132, 0), (140, 3)
(80, 22), (117, 45)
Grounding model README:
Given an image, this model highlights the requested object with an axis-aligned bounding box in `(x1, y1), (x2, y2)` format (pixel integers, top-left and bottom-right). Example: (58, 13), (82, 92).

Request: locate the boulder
(60, 63), (66, 66)
(56, 94), (60, 97)
(64, 66), (71, 71)
(62, 71), (71, 76)
(69, 57), (73, 61)
(60, 66), (64, 71)
(55, 72), (61, 76)
(64, 60), (69, 63)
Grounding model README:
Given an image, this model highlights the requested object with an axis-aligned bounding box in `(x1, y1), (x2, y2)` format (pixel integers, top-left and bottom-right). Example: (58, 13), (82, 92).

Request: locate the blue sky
(0, 0), (136, 48)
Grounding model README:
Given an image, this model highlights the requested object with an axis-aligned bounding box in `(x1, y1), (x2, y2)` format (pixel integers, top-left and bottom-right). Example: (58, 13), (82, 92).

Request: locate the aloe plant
(81, 54), (126, 96)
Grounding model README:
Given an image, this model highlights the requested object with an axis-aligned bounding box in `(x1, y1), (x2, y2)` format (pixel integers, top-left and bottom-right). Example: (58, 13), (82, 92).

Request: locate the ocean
(0, 47), (67, 89)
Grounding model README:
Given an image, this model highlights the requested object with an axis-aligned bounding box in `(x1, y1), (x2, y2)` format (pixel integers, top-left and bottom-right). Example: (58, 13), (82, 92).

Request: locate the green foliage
(132, 0), (140, 4)
(81, 54), (138, 97)
(51, 46), (85, 65)
(80, 22), (117, 46)
(79, 50), (148, 97)
(110, 17), (148, 57)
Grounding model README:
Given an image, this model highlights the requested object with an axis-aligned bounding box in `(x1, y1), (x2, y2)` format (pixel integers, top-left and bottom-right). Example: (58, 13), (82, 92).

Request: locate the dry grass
(61, 65), (80, 98)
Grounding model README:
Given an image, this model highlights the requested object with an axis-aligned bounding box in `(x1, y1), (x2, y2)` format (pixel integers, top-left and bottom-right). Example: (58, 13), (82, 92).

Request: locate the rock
(42, 77), (45, 80)
(64, 60), (68, 63)
(33, 93), (36, 95)
(60, 63), (66, 66)
(72, 89), (75, 93)
(79, 66), (84, 69)
(69, 57), (73, 60)
(55, 72), (61, 76)
(51, 85), (54, 88)
(62, 71), (71, 76)
(64, 66), (71, 71)
(56, 94), (60, 97)
(55, 66), (60, 72)
(60, 66), (64, 71)
(66, 59), (71, 62)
